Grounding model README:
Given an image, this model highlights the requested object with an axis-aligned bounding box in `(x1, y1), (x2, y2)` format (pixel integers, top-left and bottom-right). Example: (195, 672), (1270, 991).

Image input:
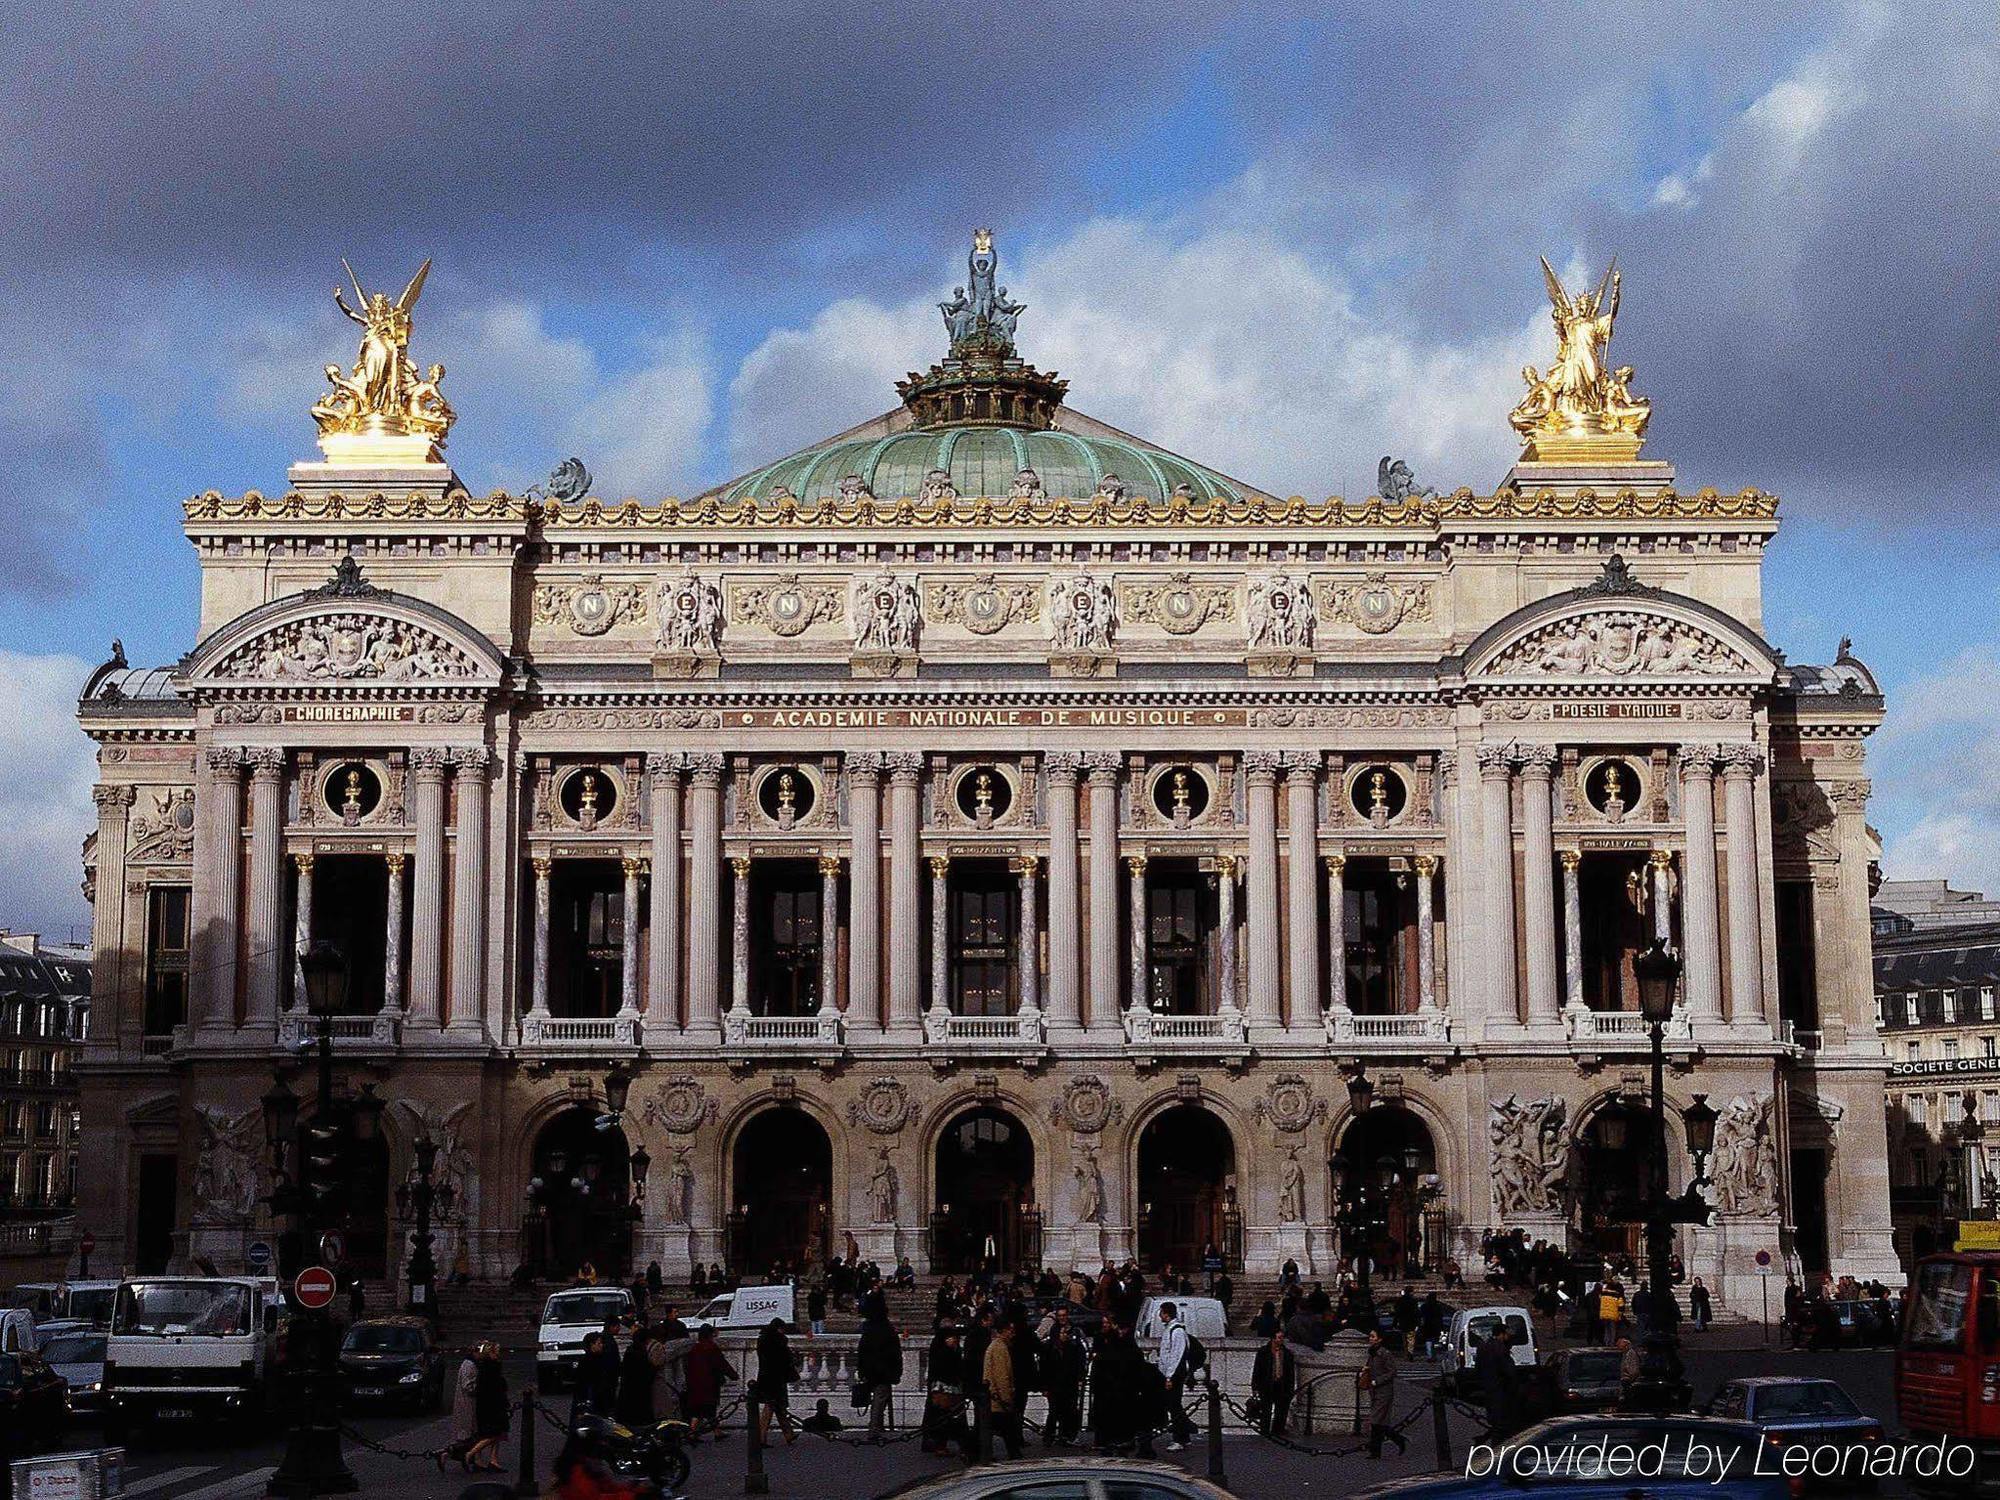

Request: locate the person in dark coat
(1473, 1327), (1519, 1438)
(466, 1342), (510, 1472)
(856, 1310), (905, 1440)
(1364, 1328), (1408, 1457)
(1089, 1321), (1145, 1454)
(1249, 1330), (1296, 1437)
(922, 1324), (969, 1455)
(616, 1328), (657, 1426)
(1418, 1292), (1446, 1358)
(1040, 1321), (1086, 1446)
(571, 1330), (621, 1420)
(754, 1318), (799, 1445)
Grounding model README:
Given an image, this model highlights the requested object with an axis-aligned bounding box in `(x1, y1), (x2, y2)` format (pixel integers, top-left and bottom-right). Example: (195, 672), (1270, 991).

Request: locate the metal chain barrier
(334, 1423), (456, 1464)
(1218, 1382), (1462, 1461)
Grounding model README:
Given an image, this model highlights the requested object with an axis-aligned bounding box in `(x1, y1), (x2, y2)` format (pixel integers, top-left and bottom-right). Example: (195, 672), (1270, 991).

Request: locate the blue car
(1355, 1414), (1795, 1500)
(1707, 1378), (1884, 1488)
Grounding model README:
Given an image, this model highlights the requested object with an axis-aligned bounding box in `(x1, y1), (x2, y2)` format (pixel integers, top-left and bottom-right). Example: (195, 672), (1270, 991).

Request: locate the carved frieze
(1049, 573), (1116, 652)
(1121, 572), (1231, 637)
(1245, 572), (1316, 650)
(731, 575), (844, 638)
(656, 571), (723, 653)
(927, 574), (1040, 635)
(1254, 706), (1452, 729)
(127, 788), (196, 863)
(1772, 779), (1839, 860)
(1253, 1073), (1327, 1134)
(1323, 573), (1434, 635)
(1050, 1075), (1122, 1136)
(215, 613), (478, 681)
(847, 1077), (917, 1135)
(641, 1076), (716, 1135)
(1491, 611), (1747, 677)
(526, 709), (722, 731)
(1489, 1094), (1569, 1217)
(532, 575), (647, 637)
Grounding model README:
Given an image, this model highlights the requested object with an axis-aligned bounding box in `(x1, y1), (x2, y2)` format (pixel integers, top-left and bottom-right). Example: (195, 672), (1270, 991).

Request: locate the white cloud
(0, 652), (94, 938)
(560, 330), (712, 499)
(1650, 154), (1714, 210)
(1871, 645), (2000, 897)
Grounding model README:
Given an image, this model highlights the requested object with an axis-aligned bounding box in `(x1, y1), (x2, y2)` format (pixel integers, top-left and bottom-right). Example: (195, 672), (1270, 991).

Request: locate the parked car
(1438, 1306), (1536, 1396)
(40, 1332), (105, 1418)
(1708, 1377), (1883, 1485)
(1827, 1301), (1894, 1348)
(339, 1316), (446, 1412)
(1538, 1346), (1626, 1412)
(1354, 1414), (1791, 1500)
(31, 1319), (95, 1351)
(0, 1350), (71, 1458)
(9, 1282), (119, 1329)
(872, 1457), (1239, 1500)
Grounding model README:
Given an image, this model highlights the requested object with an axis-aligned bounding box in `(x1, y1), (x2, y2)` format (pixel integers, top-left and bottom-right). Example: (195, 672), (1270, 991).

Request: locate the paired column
(928, 855), (952, 1020)
(685, 754), (725, 1039)
(1476, 745), (1520, 1027)
(1283, 753), (1321, 1034)
(1414, 853), (1439, 1013)
(1324, 853), (1349, 1018)
(447, 748), (489, 1035)
(405, 749), (449, 1028)
(886, 753), (924, 1033)
(382, 852), (406, 1016)
(1559, 851), (1585, 1012)
(818, 855), (842, 1019)
(1016, 855), (1041, 1020)
(1085, 753), (1123, 1033)
(845, 753), (883, 1033)
(729, 855), (752, 1020)
(291, 852), (314, 1011)
(194, 747), (246, 1030)
(1244, 752), (1283, 1031)
(1676, 746), (1725, 1024)
(1216, 854), (1241, 1019)
(244, 748), (286, 1028)
(619, 856), (644, 1021)
(648, 754), (684, 1034)
(1721, 745), (1768, 1027)
(1125, 853), (1149, 1014)
(528, 857), (552, 1025)
(1518, 746), (1561, 1027)
(89, 786), (134, 1046)
(1042, 753), (1082, 1031)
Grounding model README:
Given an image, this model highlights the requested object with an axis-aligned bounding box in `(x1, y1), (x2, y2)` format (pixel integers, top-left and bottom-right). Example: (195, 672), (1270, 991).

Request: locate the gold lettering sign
(279, 704), (414, 724)
(1551, 703), (1684, 721)
(728, 707), (1247, 730)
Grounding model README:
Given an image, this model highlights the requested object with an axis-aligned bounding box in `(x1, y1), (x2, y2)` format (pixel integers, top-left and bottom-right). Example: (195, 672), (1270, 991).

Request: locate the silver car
(40, 1331), (105, 1418)
(874, 1458), (1239, 1500)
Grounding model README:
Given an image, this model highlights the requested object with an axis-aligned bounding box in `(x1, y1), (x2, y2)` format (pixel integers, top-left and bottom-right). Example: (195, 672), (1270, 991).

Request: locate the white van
(1438, 1304), (1537, 1394)
(536, 1287), (635, 1391)
(104, 1276), (277, 1432)
(12, 1280), (120, 1328)
(1133, 1296), (1229, 1344)
(685, 1284), (795, 1333)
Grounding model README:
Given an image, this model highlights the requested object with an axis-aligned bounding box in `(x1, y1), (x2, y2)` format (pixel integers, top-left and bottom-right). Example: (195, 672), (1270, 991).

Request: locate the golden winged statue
(311, 258), (454, 463)
(1510, 256), (1650, 462)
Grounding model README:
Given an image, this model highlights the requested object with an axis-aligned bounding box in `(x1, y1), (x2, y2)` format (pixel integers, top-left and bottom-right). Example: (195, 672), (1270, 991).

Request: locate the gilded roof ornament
(311, 258), (454, 465)
(1510, 257), (1651, 463)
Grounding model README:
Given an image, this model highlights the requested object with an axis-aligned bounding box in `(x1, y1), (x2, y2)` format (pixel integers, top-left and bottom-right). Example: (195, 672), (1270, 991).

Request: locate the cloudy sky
(2, 1), (1995, 935)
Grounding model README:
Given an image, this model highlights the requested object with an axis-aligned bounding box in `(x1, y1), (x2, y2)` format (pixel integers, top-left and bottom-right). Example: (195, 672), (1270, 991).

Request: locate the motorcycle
(562, 1411), (694, 1495)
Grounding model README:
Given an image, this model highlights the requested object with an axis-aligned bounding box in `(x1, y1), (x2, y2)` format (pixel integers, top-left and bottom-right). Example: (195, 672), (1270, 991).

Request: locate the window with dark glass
(950, 869), (1015, 1016)
(1145, 871), (1207, 1014)
(751, 864), (821, 1017)
(142, 886), (191, 1035)
(1343, 866), (1410, 1014)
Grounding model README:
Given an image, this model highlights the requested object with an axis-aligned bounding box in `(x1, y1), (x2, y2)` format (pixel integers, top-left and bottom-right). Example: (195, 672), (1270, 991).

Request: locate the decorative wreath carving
(641, 1076), (714, 1135)
(1051, 1075), (1122, 1136)
(1254, 1073), (1328, 1134)
(847, 1077), (916, 1135)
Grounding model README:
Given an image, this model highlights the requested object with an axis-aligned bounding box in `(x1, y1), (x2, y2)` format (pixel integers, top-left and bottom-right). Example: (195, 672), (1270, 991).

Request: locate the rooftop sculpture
(1510, 258), (1651, 463)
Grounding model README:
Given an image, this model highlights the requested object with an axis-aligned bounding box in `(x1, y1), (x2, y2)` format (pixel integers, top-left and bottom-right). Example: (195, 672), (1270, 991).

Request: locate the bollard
(971, 1391), (990, 1465)
(745, 1392), (768, 1495)
(1204, 1377), (1228, 1488)
(1431, 1386), (1453, 1473)
(513, 1387), (538, 1499)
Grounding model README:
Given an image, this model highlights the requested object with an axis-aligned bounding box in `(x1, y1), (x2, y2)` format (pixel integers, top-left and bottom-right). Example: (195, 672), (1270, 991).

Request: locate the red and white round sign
(78, 1231), (95, 1256)
(294, 1266), (338, 1310)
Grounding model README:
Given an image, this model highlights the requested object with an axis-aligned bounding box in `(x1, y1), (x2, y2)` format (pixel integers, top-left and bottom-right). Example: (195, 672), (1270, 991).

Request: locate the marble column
(729, 855), (752, 1021)
(1649, 849), (1674, 945)
(1518, 747), (1560, 1028)
(244, 748), (285, 1029)
(1677, 746), (1725, 1024)
(446, 748), (489, 1036)
(1414, 853), (1438, 1013)
(1085, 752), (1123, 1034)
(1721, 745), (1767, 1026)
(1324, 853), (1349, 1018)
(407, 748), (449, 1029)
(818, 855), (841, 1018)
(1043, 753), (1082, 1032)
(193, 748), (246, 1031)
(1244, 751), (1283, 1030)
(845, 753), (883, 1033)
(1476, 744), (1520, 1027)
(1283, 752), (1322, 1034)
(1216, 854), (1241, 1018)
(647, 753), (683, 1034)
(929, 855), (952, 1020)
(685, 754), (724, 1039)
(89, 786), (134, 1047)
(1559, 851), (1585, 1013)
(529, 856), (552, 1024)
(1017, 854), (1041, 1019)
(290, 852), (314, 1012)
(886, 752), (924, 1033)
(619, 856), (643, 1021)
(1125, 853), (1149, 1014)
(382, 852), (406, 1016)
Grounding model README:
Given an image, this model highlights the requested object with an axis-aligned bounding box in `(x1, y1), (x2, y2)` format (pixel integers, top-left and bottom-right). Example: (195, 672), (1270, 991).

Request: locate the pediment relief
(1484, 608), (1753, 680)
(212, 611), (481, 682)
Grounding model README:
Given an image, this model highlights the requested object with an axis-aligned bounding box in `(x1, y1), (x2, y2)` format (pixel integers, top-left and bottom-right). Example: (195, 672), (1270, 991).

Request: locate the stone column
(1042, 753), (1082, 1032)
(1017, 854), (1041, 1020)
(1560, 851), (1585, 1013)
(407, 748), (449, 1029)
(886, 752), (925, 1034)
(527, 856), (552, 1026)
(90, 785), (134, 1047)
(1414, 853), (1439, 1014)
(1283, 752), (1322, 1033)
(1649, 848), (1674, 945)
(1677, 746), (1724, 1024)
(1324, 852), (1349, 1018)
(729, 855), (752, 1021)
(1085, 752), (1123, 1034)
(1244, 751), (1283, 1031)
(290, 852), (314, 1011)
(619, 856), (644, 1021)
(1477, 745), (1520, 1028)
(929, 855), (952, 1021)
(243, 748), (285, 1030)
(684, 754), (724, 1039)
(382, 852), (406, 1016)
(193, 748), (246, 1031)
(1518, 747), (1560, 1028)
(1721, 745), (1767, 1026)
(818, 855), (842, 1018)
(1216, 854), (1241, 1019)
(447, 748), (489, 1036)
(647, 753), (683, 1034)
(1125, 853), (1149, 1014)
(845, 753), (883, 1033)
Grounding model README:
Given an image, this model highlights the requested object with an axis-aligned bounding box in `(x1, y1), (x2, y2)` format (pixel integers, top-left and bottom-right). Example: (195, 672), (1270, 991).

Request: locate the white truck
(684, 1284), (795, 1332)
(103, 1276), (278, 1434)
(536, 1287), (634, 1391)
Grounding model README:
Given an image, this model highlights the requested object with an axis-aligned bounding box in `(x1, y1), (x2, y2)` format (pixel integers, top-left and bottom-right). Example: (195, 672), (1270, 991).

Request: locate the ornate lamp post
(1337, 1063), (1377, 1295)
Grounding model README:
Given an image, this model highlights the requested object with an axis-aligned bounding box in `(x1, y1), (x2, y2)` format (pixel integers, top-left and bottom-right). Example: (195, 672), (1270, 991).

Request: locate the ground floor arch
(1568, 1097), (1659, 1262)
(524, 1108), (632, 1279)
(729, 1106), (832, 1277)
(931, 1106), (1037, 1272)
(1136, 1105), (1237, 1275)
(1333, 1105), (1441, 1277)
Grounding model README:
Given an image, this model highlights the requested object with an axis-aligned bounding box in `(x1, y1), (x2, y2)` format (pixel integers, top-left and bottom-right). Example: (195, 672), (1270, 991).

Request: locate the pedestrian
(1214, 1271), (1235, 1330)
(1041, 1318), (1086, 1446)
(441, 1346), (479, 1472)
(1153, 1300), (1196, 1451)
(650, 1323), (694, 1422)
(572, 1330), (621, 1420)
(858, 1306), (904, 1440)
(1250, 1299), (1280, 1339)
(983, 1318), (1023, 1459)
(683, 1325), (736, 1442)
(629, 1273), (648, 1318)
(1250, 1329), (1295, 1438)
(346, 1274), (365, 1325)
(1394, 1284), (1420, 1355)
(755, 1316), (799, 1445)
(1090, 1320), (1143, 1453)
(1616, 1335), (1642, 1390)
(923, 1323), (970, 1456)
(1689, 1277), (1712, 1332)
(808, 1283), (829, 1337)
(465, 1341), (510, 1473)
(616, 1327), (656, 1426)
(646, 1260), (664, 1299)
(1419, 1291), (1445, 1359)
(1364, 1328), (1407, 1457)
(800, 1398), (844, 1435)
(1474, 1327), (1518, 1439)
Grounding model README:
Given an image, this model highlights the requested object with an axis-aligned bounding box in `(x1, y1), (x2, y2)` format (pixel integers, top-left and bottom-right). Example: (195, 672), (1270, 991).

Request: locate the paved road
(62, 1330), (1904, 1500)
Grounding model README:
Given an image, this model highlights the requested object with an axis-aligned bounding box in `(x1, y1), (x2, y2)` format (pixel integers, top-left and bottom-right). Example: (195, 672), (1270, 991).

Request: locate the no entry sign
(294, 1266), (337, 1310)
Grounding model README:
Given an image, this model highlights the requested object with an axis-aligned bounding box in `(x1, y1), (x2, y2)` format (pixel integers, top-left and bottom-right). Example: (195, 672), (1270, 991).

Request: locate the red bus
(1899, 1253), (2000, 1488)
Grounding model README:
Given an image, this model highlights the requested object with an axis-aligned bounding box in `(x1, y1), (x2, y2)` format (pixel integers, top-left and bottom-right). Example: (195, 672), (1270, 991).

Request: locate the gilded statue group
(311, 259), (455, 447)
(1510, 258), (1651, 451)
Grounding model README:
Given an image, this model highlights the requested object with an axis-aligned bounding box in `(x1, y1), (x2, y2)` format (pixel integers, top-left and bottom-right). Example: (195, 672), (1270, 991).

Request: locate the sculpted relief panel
(215, 613), (479, 681)
(1711, 1094), (1780, 1217)
(1491, 610), (1748, 677)
(1489, 1095), (1570, 1217)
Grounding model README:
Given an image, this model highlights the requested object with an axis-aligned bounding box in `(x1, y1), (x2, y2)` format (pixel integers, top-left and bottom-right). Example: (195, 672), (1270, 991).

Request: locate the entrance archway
(730, 1108), (832, 1277)
(1137, 1106), (1235, 1275)
(1569, 1100), (1657, 1262)
(526, 1109), (632, 1278)
(1334, 1106), (1440, 1278)
(932, 1108), (1036, 1273)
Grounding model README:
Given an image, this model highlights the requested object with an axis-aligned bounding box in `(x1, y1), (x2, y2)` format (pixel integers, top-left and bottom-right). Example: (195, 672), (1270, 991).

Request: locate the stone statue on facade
(868, 1147), (899, 1224)
(1049, 572), (1115, 653)
(1278, 1146), (1307, 1224)
(1073, 1149), (1105, 1225)
(1377, 456), (1436, 504)
(666, 1149), (695, 1225)
(1711, 1094), (1780, 1215)
(659, 570), (723, 655)
(1246, 572), (1317, 651)
(852, 571), (920, 653)
(1489, 1095), (1570, 1216)
(191, 1105), (264, 1225)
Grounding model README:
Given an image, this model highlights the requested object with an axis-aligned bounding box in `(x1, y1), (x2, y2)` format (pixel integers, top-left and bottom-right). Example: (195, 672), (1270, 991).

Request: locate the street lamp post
(407, 1132), (439, 1319)
(1959, 1095), (1989, 1222)
(1338, 1065), (1376, 1295)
